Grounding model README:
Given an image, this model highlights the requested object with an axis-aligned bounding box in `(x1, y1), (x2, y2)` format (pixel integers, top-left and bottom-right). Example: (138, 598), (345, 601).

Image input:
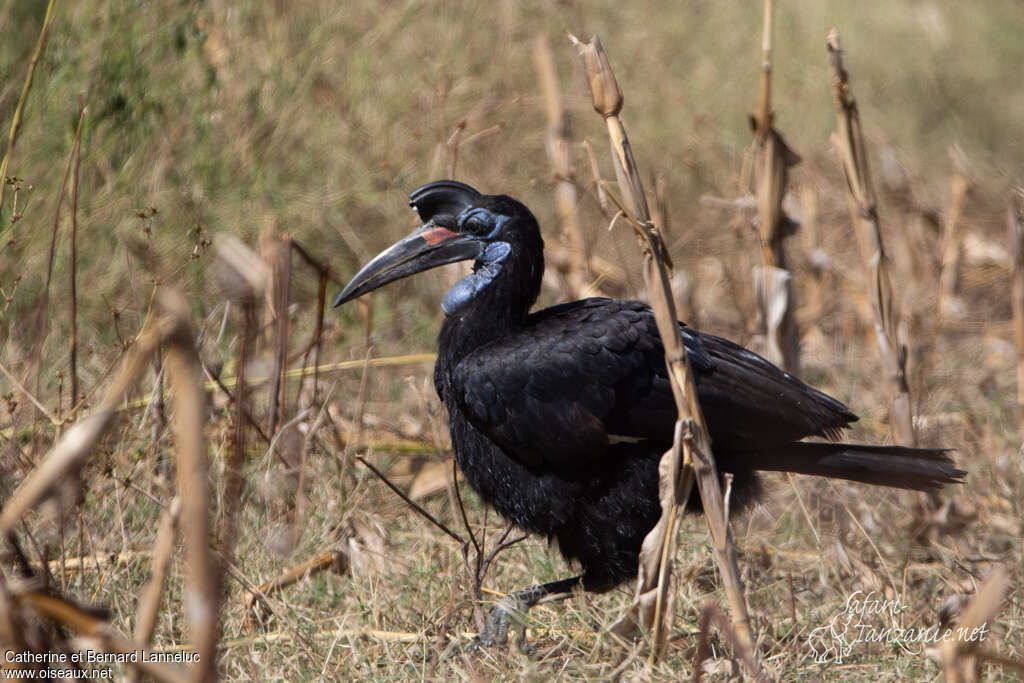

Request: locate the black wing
(450, 298), (855, 474)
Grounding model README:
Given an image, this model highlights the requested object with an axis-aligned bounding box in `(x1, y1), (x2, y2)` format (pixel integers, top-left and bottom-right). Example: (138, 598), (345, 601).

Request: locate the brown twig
(827, 29), (915, 447)
(268, 234), (293, 436)
(691, 603), (768, 683)
(1008, 188), (1024, 436)
(220, 293), (256, 572)
(0, 0), (55, 225)
(290, 384), (336, 547)
(568, 32), (757, 669)
(0, 359), (60, 426)
(200, 359), (270, 445)
(478, 523), (527, 583)
(243, 549), (348, 617)
(68, 99), (86, 416)
(355, 456), (466, 545)
(290, 238), (339, 404)
(45, 106), (86, 293)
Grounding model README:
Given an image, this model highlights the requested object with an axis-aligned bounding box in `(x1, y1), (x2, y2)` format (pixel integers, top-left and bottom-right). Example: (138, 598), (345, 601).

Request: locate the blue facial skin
(459, 208), (507, 239)
(442, 241), (512, 316)
(440, 208), (512, 316)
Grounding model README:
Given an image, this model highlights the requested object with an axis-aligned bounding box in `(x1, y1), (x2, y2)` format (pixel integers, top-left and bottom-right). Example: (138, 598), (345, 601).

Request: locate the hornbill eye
(459, 208), (504, 238)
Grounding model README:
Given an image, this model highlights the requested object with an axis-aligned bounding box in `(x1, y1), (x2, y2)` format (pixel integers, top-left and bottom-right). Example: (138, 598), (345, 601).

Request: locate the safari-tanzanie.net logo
(807, 590), (989, 664)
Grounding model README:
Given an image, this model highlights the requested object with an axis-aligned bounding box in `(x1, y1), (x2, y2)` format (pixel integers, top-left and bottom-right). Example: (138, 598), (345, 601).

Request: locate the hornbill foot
(473, 576), (582, 650)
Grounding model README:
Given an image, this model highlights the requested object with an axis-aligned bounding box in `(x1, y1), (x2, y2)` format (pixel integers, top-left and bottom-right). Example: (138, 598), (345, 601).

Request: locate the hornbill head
(333, 180), (542, 314)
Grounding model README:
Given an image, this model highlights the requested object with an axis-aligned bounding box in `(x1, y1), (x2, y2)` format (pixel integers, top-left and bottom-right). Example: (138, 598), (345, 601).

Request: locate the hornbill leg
(476, 575), (582, 649)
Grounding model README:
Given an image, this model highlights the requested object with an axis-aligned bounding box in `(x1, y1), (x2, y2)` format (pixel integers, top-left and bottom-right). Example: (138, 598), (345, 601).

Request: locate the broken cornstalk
(569, 33), (758, 672)
(827, 29), (915, 447)
(751, 0), (801, 374)
(534, 34), (590, 299)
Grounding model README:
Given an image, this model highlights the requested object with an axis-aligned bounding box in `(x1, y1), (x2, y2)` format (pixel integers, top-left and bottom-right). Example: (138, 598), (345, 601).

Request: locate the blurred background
(1, 0), (1022, 679)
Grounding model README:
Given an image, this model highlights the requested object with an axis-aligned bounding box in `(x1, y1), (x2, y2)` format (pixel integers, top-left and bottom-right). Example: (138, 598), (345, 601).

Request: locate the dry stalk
(0, 0), (55, 223)
(0, 360), (60, 426)
(289, 239), (341, 404)
(212, 234), (263, 579)
(222, 294), (250, 555)
(128, 498), (181, 683)
(267, 233), (293, 436)
(354, 456), (465, 545)
(289, 385), (336, 547)
(751, 0), (801, 374)
(533, 34), (589, 298)
(691, 603), (767, 683)
(243, 550), (348, 617)
(1010, 188), (1024, 435)
(10, 591), (190, 683)
(938, 172), (970, 320)
(939, 567), (1014, 682)
(68, 99), (86, 415)
(290, 240), (334, 403)
(44, 104), (87, 300)
(827, 29), (915, 447)
(568, 33), (757, 669)
(0, 312), (164, 537)
(160, 290), (219, 682)
(35, 550), (147, 575)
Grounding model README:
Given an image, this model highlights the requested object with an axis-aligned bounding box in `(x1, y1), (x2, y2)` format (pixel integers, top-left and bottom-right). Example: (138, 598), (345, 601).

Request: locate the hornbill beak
(332, 224), (483, 307)
(333, 180), (484, 307)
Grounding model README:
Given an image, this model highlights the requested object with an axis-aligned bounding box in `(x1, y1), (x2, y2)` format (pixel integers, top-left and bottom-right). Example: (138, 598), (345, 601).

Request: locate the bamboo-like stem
(533, 34), (589, 299)
(1009, 188), (1024, 436)
(752, 0), (800, 374)
(0, 0), (56, 224)
(568, 33), (758, 671)
(827, 29), (915, 447)
(160, 290), (220, 682)
(755, 0), (773, 136)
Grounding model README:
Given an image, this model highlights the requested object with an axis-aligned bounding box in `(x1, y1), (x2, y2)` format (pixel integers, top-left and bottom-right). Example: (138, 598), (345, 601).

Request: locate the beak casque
(334, 180), (485, 307)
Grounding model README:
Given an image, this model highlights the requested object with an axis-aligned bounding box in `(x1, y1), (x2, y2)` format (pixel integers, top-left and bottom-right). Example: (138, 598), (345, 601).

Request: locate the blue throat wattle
(442, 241), (512, 316)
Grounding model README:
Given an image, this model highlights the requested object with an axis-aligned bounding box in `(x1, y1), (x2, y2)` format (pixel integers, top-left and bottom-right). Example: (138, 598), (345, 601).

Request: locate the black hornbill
(334, 180), (964, 646)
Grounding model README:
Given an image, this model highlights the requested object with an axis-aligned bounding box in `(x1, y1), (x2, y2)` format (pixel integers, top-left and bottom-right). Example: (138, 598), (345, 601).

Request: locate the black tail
(733, 443), (965, 491)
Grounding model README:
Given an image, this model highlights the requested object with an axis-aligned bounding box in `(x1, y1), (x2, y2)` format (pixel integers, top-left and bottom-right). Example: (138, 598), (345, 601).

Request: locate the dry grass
(1, 1), (1022, 680)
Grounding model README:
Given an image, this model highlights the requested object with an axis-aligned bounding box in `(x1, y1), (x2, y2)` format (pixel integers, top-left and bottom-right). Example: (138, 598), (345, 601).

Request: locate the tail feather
(731, 442), (965, 492)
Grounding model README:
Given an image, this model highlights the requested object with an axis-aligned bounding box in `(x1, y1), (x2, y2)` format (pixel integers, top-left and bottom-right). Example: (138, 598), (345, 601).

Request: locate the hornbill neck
(438, 231), (544, 360)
